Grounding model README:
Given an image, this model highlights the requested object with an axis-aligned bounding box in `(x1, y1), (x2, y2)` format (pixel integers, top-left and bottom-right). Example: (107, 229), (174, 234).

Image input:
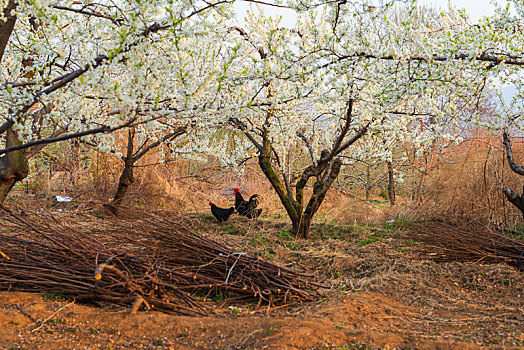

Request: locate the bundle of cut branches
(400, 218), (524, 267)
(0, 205), (321, 315)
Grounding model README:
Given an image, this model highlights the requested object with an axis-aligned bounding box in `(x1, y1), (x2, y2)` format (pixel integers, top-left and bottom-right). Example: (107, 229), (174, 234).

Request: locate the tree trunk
(293, 158), (342, 238)
(103, 127), (186, 215)
(0, 1), (21, 202)
(387, 161), (396, 206)
(415, 171), (426, 203)
(230, 99), (364, 239)
(104, 158), (135, 215)
(259, 152), (343, 238)
(257, 140), (299, 225)
(113, 159), (135, 203)
(502, 132), (524, 218)
(294, 214), (313, 239)
(105, 129), (136, 215)
(503, 187), (524, 219)
(0, 174), (16, 203)
(0, 129), (29, 202)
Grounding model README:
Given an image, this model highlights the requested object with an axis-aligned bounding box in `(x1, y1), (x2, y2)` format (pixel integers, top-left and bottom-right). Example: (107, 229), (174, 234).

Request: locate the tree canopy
(2, 0), (524, 233)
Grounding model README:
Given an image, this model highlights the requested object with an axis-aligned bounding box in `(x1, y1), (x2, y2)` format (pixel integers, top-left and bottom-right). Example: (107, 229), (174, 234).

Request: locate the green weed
(43, 293), (72, 302)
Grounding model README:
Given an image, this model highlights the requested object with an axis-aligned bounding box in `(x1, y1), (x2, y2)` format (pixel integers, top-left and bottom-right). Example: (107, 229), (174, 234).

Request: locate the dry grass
(422, 132), (524, 226)
(19, 127), (524, 231)
(1, 192), (523, 347)
(5, 125), (524, 348)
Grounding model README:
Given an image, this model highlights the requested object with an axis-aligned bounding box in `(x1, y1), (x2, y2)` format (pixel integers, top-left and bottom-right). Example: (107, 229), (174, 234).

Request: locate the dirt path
(1, 290), (516, 349)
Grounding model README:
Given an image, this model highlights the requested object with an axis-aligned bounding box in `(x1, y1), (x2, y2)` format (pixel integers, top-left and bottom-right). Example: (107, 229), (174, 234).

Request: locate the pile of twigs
(401, 218), (524, 267)
(0, 205), (321, 315)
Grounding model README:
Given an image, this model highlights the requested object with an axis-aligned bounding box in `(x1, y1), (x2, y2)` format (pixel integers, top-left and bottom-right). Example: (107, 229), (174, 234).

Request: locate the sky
(234, 0), (507, 27)
(419, 0), (500, 22)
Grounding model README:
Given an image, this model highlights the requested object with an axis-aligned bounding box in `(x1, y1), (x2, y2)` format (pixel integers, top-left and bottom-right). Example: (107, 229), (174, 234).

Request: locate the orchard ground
(0, 193), (522, 350)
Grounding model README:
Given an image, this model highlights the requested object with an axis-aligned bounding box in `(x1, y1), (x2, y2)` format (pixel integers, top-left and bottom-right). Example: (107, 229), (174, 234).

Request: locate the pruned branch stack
(401, 218), (524, 267)
(0, 207), (321, 315)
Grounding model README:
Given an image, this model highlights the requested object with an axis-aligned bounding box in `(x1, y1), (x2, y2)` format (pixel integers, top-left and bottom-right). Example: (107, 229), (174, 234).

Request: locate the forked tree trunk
(0, 129), (29, 202)
(293, 159), (342, 238)
(230, 98), (366, 239)
(258, 140), (342, 238)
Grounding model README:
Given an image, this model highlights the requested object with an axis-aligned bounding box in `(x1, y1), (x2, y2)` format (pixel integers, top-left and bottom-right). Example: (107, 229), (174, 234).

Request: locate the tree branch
(134, 126), (187, 161)
(334, 122), (369, 157)
(230, 26), (266, 59)
(228, 117), (263, 151)
(25, 126), (67, 160)
(51, 5), (123, 25)
(297, 131), (317, 168)
(503, 132), (524, 175)
(322, 99), (354, 164)
(323, 51), (524, 70)
(31, 102), (56, 136)
(8, 20), (176, 124)
(0, 0), (16, 63)
(0, 120), (13, 135)
(271, 146), (294, 201)
(0, 119), (136, 155)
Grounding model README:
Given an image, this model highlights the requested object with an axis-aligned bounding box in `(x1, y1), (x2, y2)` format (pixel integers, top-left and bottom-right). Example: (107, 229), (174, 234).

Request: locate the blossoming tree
(223, 2), (524, 237)
(0, 0), (233, 202)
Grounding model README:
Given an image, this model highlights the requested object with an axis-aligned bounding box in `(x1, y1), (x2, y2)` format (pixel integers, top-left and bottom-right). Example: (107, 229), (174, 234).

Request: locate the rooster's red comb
(233, 188), (240, 193)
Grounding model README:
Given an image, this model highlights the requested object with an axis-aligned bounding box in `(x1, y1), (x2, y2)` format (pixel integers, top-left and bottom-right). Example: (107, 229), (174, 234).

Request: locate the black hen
(209, 202), (234, 223)
(234, 188), (262, 218)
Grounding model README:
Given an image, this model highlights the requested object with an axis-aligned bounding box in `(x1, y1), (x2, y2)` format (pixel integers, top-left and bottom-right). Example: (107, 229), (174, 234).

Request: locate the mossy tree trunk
(293, 157), (342, 238)
(0, 1), (22, 202)
(0, 129), (29, 203)
(0, 101), (62, 203)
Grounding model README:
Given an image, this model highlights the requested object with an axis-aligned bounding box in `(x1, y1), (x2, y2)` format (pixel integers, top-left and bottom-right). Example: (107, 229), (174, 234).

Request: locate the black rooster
(209, 202), (235, 223)
(234, 187), (246, 212)
(244, 206), (262, 219)
(234, 188), (262, 218)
